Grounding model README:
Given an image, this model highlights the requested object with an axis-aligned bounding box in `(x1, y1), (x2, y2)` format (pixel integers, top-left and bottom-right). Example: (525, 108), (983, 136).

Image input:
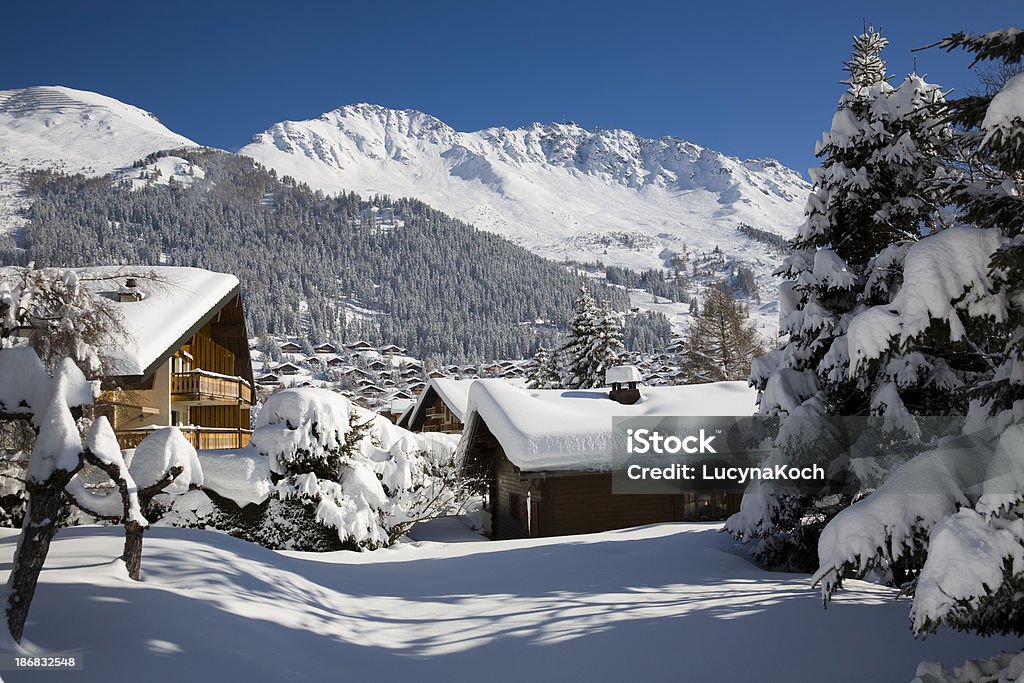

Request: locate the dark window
(509, 492), (522, 519)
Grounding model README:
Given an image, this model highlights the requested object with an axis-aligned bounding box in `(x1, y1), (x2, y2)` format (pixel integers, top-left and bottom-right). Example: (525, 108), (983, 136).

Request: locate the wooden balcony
(116, 427), (252, 451)
(172, 371), (252, 406)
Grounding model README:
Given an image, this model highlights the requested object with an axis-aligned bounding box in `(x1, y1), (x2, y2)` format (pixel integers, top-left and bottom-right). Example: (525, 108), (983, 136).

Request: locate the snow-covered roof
(406, 377), (475, 429)
(76, 266), (241, 377)
(462, 379), (758, 472)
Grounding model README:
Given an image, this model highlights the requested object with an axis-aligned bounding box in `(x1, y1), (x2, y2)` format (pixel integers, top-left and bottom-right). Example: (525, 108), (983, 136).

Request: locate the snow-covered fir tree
(680, 283), (764, 383)
(811, 27), (1024, 682)
(725, 26), (954, 571)
(526, 345), (562, 389)
(562, 287), (624, 389)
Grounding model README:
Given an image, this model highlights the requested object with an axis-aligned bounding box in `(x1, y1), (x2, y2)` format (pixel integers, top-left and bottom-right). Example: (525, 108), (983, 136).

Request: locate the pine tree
(812, 27), (1024, 679)
(726, 26), (954, 571)
(526, 345), (561, 389)
(681, 284), (764, 383)
(562, 287), (624, 389)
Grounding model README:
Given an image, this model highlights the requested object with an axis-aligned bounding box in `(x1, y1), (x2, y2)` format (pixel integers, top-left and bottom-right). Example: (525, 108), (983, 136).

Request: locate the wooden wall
(419, 395), (463, 433)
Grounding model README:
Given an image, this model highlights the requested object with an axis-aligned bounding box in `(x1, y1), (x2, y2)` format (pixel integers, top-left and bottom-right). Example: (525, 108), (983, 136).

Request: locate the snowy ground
(1, 522), (1015, 682)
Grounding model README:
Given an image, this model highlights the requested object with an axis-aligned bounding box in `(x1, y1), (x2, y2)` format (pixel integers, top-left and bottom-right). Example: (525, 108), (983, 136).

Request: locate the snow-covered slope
(0, 86), (197, 236)
(240, 103), (809, 270)
(1, 523), (1013, 681)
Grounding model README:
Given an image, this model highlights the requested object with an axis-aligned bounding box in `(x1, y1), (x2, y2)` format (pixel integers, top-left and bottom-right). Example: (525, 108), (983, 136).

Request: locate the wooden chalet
(459, 375), (757, 540)
(276, 362), (303, 376)
(313, 342), (338, 354)
(87, 267), (255, 451)
(405, 377), (475, 433)
(279, 341), (303, 353)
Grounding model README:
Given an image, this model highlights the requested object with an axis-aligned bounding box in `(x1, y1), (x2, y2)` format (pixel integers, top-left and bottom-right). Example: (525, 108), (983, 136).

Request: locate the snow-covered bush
(250, 387), (461, 550)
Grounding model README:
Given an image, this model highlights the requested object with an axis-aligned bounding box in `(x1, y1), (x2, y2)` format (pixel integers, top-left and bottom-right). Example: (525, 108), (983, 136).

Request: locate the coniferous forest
(4, 148), (672, 361)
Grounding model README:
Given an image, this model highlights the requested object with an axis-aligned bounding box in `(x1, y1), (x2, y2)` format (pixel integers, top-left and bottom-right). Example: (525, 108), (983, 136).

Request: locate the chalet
(377, 344), (405, 357)
(279, 341), (303, 354)
(326, 357), (348, 368)
(459, 373), (758, 540)
(276, 362), (303, 376)
(345, 340), (375, 352)
(313, 342), (338, 354)
(367, 359), (389, 372)
(384, 398), (415, 424)
(405, 378), (476, 433)
(256, 373), (281, 385)
(80, 267), (255, 451)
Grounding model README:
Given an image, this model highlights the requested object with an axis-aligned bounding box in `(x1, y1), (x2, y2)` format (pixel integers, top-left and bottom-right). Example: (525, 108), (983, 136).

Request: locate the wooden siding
(420, 395), (463, 433)
(187, 325), (236, 376)
(171, 372), (252, 404)
(491, 452), (535, 539)
(118, 427), (252, 450)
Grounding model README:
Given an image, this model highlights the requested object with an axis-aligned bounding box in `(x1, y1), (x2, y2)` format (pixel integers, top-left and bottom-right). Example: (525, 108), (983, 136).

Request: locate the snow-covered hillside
(239, 103), (809, 271)
(2, 523), (1013, 682)
(0, 86), (197, 237)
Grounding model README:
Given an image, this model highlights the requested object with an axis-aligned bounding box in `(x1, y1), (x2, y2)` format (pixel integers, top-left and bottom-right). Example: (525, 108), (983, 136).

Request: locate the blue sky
(3, 1), (1020, 175)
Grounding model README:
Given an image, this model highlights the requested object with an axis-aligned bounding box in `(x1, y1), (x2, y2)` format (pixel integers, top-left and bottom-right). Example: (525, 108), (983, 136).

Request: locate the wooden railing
(116, 427), (252, 451)
(171, 371), (252, 405)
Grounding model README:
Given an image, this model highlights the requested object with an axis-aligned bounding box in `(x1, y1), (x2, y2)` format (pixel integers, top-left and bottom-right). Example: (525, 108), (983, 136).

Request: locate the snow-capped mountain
(0, 86), (197, 236)
(240, 103), (809, 270)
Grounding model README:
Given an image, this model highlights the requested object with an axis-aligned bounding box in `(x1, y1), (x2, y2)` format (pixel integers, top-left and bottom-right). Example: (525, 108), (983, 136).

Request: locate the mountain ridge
(239, 101), (809, 271)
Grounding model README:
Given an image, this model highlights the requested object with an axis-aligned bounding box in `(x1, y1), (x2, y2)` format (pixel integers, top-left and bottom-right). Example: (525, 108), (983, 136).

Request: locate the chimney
(118, 277), (143, 302)
(606, 365), (642, 405)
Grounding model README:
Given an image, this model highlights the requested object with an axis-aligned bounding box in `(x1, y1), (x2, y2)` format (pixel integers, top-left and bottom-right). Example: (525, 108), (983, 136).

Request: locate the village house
(459, 372), (757, 540)
(402, 377), (476, 433)
(82, 266), (255, 451)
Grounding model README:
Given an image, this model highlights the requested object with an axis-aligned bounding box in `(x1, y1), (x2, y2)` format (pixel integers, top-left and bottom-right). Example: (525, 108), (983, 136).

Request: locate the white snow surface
(847, 228), (1006, 373)
(605, 364), (643, 384)
(0, 86), (196, 235)
(25, 358), (95, 482)
(114, 155), (206, 190)
(127, 427), (203, 493)
(461, 380), (757, 472)
(0, 347), (59, 418)
(982, 72), (1024, 139)
(196, 448), (272, 507)
(2, 522), (1015, 682)
(239, 103), (809, 271)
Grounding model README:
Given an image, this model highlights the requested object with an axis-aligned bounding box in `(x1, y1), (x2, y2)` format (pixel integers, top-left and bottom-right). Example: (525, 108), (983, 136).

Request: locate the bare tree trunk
(6, 480), (69, 643)
(122, 521), (145, 581)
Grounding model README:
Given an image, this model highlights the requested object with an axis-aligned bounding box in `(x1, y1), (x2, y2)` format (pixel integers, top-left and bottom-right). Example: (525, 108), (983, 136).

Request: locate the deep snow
(1, 522), (1016, 682)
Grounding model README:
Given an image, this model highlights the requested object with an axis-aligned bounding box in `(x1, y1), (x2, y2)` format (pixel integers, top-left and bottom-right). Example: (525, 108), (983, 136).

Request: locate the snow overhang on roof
(461, 379), (759, 473)
(77, 266), (241, 378)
